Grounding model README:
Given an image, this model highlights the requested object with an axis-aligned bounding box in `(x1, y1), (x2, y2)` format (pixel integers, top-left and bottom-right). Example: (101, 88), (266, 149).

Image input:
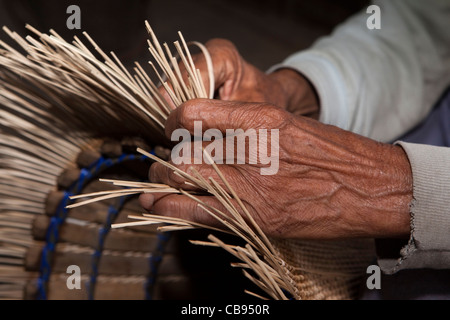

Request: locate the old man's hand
(139, 99), (413, 240)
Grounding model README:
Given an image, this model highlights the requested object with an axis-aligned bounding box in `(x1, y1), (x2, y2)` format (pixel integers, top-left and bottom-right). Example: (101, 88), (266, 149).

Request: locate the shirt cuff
(377, 141), (450, 274)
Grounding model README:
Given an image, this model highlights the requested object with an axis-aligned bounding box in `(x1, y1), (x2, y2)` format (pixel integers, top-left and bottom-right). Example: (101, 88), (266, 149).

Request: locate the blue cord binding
(145, 231), (171, 300)
(36, 152), (151, 300)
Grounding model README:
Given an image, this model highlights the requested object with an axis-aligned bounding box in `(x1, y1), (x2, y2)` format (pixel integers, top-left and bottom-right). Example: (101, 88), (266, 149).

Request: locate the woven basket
(272, 238), (375, 299)
(1, 137), (255, 300)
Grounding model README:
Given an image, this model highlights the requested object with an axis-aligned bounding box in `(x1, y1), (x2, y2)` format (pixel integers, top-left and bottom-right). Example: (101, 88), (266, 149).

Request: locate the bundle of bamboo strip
(0, 21), (376, 300)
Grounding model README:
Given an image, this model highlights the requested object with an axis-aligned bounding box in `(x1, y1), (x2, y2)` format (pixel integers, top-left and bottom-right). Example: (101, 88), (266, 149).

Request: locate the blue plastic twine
(36, 152), (149, 300)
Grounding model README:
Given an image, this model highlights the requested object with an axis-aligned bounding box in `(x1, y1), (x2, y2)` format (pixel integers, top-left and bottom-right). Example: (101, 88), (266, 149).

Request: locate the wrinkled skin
(140, 39), (413, 240)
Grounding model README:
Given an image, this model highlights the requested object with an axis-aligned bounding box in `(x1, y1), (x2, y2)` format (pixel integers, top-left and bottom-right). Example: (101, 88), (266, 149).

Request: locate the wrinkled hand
(139, 99), (413, 240)
(168, 38), (319, 117)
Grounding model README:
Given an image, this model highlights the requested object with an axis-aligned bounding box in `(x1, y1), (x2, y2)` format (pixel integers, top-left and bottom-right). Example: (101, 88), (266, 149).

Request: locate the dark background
(0, 0), (369, 70)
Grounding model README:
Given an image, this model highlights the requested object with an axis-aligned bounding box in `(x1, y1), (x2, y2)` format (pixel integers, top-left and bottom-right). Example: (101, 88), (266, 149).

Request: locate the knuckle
(206, 39), (241, 66)
(254, 104), (286, 127)
(227, 102), (283, 129)
(150, 162), (186, 188)
(206, 38), (236, 51)
(165, 101), (195, 137)
(177, 100), (194, 125)
(178, 98), (208, 126)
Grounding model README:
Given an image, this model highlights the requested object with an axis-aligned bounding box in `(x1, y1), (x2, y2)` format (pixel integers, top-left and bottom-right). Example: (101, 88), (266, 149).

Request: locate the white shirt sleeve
(272, 0), (450, 142)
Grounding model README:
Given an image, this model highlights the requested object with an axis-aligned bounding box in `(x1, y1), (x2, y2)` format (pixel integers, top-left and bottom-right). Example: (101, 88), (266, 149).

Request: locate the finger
(139, 193), (154, 212)
(165, 98), (277, 138)
(192, 38), (243, 98)
(141, 191), (262, 236)
(158, 83), (177, 110)
(169, 38), (242, 100)
(155, 41), (219, 109)
(149, 161), (196, 190)
(145, 193), (229, 229)
(139, 192), (175, 212)
(149, 160), (233, 191)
